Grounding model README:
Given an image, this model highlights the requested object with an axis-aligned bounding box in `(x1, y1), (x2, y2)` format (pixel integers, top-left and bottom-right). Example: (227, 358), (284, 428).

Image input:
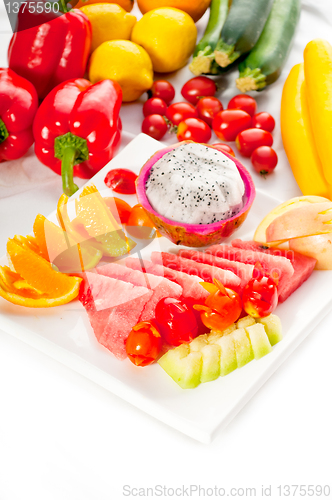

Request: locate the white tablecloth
(0, 2), (331, 499)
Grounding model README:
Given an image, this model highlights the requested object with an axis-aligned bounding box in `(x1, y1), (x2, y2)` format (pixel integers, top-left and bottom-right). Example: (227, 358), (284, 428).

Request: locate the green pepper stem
(54, 132), (89, 197)
(0, 118), (9, 144)
(58, 0), (69, 13)
(61, 146), (79, 197)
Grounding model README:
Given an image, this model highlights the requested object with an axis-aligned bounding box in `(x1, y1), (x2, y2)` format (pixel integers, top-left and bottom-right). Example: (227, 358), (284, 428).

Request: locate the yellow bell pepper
(280, 63), (330, 198)
(303, 39), (332, 195)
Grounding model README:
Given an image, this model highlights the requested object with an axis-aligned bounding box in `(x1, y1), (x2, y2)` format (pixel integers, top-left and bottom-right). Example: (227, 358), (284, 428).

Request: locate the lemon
(131, 7), (197, 73)
(136, 0), (211, 23)
(75, 0), (134, 11)
(89, 40), (154, 102)
(80, 4), (136, 53)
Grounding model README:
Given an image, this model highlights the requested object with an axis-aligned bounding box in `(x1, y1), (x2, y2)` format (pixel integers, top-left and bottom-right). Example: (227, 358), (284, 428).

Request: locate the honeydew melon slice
(213, 334), (237, 376)
(190, 334), (209, 351)
(158, 344), (202, 389)
(257, 314), (283, 346)
(237, 315), (256, 329)
(208, 324), (236, 344)
(189, 335), (221, 383)
(245, 323), (272, 359)
(232, 328), (255, 368)
(200, 344), (221, 383)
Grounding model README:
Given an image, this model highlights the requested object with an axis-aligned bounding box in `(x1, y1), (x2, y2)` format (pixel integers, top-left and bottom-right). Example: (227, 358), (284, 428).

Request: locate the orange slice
(33, 214), (102, 272)
(0, 264), (81, 308)
(7, 238), (82, 298)
(0, 281), (82, 307)
(13, 280), (44, 295)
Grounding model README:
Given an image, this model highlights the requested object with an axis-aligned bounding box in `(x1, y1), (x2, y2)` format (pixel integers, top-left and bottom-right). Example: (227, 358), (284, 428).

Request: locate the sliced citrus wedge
(0, 281), (81, 308)
(7, 238), (82, 298)
(13, 280), (44, 295)
(0, 264), (81, 308)
(33, 214), (102, 272)
(76, 185), (136, 257)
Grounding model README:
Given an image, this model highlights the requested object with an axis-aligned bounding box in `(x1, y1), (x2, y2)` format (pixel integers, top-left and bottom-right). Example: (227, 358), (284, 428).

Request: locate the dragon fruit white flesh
(145, 143), (245, 225)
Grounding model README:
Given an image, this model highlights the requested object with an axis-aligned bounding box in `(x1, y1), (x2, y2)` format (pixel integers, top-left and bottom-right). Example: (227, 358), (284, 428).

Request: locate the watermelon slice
(124, 257), (209, 302)
(96, 262), (182, 321)
(231, 239), (316, 302)
(80, 272), (153, 359)
(150, 252), (241, 289)
(206, 244), (294, 300)
(178, 249), (254, 289)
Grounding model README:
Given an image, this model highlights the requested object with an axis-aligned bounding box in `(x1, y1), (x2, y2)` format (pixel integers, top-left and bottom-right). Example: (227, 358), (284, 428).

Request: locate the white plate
(1, 133), (332, 444)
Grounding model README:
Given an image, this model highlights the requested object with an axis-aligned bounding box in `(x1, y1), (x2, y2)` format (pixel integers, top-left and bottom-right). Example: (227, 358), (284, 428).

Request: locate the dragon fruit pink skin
(136, 142), (256, 247)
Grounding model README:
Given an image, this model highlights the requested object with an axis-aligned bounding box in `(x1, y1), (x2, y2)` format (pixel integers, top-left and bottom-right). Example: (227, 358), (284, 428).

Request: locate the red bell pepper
(33, 78), (123, 196)
(8, 8), (91, 100)
(0, 68), (39, 162)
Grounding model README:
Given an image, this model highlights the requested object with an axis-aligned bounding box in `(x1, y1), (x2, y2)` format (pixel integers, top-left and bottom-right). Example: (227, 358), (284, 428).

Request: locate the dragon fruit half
(136, 142), (256, 247)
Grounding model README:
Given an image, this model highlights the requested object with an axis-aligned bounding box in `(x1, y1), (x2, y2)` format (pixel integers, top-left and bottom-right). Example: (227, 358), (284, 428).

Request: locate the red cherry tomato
(227, 94), (257, 117)
(242, 273), (278, 319)
(104, 168), (137, 194)
(251, 112), (275, 132)
(166, 102), (198, 126)
(126, 321), (162, 366)
(142, 114), (168, 140)
(236, 128), (273, 157)
(149, 80), (175, 104)
(196, 96), (223, 126)
(212, 143), (236, 156)
(251, 146), (278, 175)
(143, 97), (168, 117)
(194, 280), (242, 332)
(126, 203), (160, 239)
(104, 197), (132, 224)
(212, 109), (252, 142)
(181, 76), (217, 104)
(155, 298), (199, 346)
(177, 117), (212, 143)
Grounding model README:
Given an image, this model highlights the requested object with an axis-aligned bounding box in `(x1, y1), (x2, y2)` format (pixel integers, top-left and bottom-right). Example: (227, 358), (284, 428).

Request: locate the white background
(0, 1), (332, 498)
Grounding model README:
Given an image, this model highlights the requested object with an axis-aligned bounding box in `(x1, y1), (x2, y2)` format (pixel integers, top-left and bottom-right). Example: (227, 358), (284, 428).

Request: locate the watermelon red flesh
(124, 257), (210, 336)
(96, 262), (182, 321)
(178, 249), (254, 290)
(150, 251), (241, 289)
(80, 273), (153, 359)
(125, 257), (209, 302)
(81, 270), (151, 310)
(231, 239), (317, 302)
(206, 244), (294, 300)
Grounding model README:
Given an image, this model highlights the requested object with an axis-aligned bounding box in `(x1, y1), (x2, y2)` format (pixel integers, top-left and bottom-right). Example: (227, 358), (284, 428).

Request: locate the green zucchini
(236, 0), (301, 92)
(189, 0), (230, 76)
(214, 0), (275, 68)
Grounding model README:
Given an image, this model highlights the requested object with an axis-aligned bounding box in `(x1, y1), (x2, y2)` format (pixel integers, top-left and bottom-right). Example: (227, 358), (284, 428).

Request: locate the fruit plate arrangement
(1, 133), (332, 444)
